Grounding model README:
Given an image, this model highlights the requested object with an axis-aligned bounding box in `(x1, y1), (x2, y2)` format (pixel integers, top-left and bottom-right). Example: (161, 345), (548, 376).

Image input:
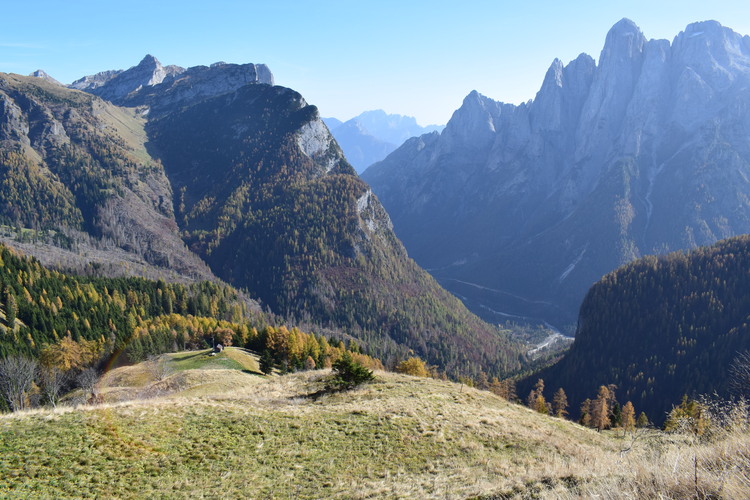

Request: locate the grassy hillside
(2, 360), (747, 498)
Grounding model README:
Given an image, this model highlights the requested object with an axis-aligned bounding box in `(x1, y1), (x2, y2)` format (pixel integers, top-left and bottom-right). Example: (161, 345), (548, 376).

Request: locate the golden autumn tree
(552, 387), (569, 418)
(395, 356), (430, 377)
(527, 379), (548, 414)
(621, 401), (636, 435)
(591, 385), (611, 432)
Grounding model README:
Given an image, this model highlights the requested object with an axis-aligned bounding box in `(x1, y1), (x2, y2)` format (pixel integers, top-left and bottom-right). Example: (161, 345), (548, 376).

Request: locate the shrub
(395, 357), (429, 377)
(328, 351), (374, 390)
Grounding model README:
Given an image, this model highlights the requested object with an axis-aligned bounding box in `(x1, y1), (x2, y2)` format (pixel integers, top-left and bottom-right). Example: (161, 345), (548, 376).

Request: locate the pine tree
(329, 351), (374, 390)
(611, 401), (622, 428)
(5, 290), (16, 329)
(476, 371), (490, 390)
(663, 395), (709, 436)
(395, 357), (429, 377)
(552, 387), (569, 418)
(304, 355), (316, 370)
(260, 349), (275, 375)
(637, 411), (649, 428)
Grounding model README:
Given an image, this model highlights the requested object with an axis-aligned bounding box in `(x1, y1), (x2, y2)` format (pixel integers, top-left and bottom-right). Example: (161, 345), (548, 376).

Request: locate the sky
(2, 0), (749, 126)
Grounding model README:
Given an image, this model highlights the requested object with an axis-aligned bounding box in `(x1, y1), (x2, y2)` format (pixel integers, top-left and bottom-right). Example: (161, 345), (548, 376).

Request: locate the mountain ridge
(0, 58), (527, 377)
(363, 18), (750, 329)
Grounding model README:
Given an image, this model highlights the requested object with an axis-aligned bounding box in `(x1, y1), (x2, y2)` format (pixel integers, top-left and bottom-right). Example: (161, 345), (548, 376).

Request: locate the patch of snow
(689, 31), (705, 38)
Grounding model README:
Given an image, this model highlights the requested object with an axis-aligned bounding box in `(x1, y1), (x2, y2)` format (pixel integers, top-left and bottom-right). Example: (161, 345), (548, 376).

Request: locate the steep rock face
(70, 55), (184, 102)
(363, 19), (750, 329)
(0, 73), (215, 282)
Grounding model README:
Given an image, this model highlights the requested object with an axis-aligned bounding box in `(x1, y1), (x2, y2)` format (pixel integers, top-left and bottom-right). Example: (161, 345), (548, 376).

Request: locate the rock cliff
(363, 19), (750, 330)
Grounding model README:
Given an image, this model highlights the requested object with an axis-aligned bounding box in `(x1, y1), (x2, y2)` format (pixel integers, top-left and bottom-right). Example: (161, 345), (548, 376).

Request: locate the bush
(395, 357), (429, 377)
(328, 351), (374, 390)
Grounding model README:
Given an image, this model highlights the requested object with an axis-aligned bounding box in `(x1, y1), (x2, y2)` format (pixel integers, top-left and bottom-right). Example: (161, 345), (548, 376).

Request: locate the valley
(2, 7), (750, 499)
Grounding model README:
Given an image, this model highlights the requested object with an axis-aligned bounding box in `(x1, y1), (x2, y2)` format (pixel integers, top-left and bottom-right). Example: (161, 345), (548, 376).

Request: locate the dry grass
(1, 366), (748, 499)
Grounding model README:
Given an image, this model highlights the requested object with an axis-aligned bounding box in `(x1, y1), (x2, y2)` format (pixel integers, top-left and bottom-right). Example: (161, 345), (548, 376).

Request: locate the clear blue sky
(2, 0), (749, 125)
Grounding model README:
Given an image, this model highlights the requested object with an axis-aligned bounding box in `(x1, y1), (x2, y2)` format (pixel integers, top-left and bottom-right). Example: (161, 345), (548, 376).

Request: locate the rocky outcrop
(70, 55), (274, 112)
(29, 70), (62, 86)
(363, 19), (750, 330)
(70, 55), (184, 102)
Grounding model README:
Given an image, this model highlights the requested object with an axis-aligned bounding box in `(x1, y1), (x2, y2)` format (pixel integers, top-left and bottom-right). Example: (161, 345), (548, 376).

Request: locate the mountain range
(324, 111), (443, 173)
(363, 19), (750, 331)
(0, 56), (525, 377)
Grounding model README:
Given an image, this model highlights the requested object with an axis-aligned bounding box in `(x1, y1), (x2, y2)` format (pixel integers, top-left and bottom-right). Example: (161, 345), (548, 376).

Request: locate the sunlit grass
(1, 366), (748, 498)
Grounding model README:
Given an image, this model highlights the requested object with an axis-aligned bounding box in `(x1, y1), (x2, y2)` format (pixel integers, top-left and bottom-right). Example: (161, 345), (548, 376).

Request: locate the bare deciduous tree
(729, 350), (750, 397)
(76, 367), (99, 404)
(146, 354), (173, 382)
(0, 356), (38, 412)
(39, 366), (69, 408)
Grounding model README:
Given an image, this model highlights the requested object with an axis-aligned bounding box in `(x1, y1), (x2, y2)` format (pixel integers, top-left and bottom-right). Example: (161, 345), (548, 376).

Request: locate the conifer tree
(580, 398), (592, 427)
(329, 351), (373, 390)
(5, 290), (16, 329)
(304, 355), (316, 371)
(621, 401), (636, 434)
(591, 386), (611, 432)
(395, 357), (429, 377)
(552, 387), (569, 418)
(527, 379), (548, 414)
(260, 349), (275, 375)
(637, 411), (649, 428)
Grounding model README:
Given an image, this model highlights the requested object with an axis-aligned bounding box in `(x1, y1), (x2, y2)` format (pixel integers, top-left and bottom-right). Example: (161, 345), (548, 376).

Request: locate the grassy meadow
(1, 349), (748, 498)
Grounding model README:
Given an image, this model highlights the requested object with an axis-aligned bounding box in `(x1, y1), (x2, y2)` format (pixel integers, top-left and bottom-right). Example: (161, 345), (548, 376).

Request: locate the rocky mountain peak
(600, 18), (646, 68)
(139, 54), (160, 66)
(363, 18), (750, 330)
(29, 70), (62, 86)
(440, 90), (504, 153)
(545, 58), (565, 87)
(671, 20), (750, 93)
(71, 57), (274, 110)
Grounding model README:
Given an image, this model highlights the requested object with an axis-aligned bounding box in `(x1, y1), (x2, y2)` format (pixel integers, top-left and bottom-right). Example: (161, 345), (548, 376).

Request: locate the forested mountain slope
(0, 57), (527, 378)
(524, 235), (750, 424)
(143, 80), (525, 376)
(0, 72), (214, 281)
